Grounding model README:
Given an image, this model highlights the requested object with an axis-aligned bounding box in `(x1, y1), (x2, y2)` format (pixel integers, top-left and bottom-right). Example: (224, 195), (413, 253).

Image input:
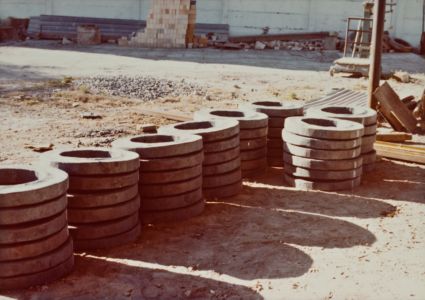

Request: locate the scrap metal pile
(0, 104), (378, 290)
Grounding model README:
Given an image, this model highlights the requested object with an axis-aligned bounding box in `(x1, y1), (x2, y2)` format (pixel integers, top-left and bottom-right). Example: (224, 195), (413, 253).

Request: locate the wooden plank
(39, 15), (146, 26)
(138, 108), (192, 122)
(373, 82), (418, 133)
(228, 32), (329, 43)
(375, 141), (425, 164)
(376, 132), (412, 142)
(334, 57), (370, 67)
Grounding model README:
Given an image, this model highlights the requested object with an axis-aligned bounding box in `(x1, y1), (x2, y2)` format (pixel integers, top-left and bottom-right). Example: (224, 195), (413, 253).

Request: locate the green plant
(289, 92), (299, 100)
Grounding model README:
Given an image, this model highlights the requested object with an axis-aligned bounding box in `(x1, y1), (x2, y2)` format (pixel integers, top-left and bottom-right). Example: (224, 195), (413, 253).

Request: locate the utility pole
(368, 0), (386, 110)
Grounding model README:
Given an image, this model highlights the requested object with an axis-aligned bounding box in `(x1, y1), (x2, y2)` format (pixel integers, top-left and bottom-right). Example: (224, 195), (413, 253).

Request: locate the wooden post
(186, 0), (196, 46)
(368, 0), (386, 110)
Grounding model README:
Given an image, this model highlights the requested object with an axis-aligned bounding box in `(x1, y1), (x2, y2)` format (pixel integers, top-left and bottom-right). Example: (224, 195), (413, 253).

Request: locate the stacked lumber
(372, 83), (425, 165)
(28, 15), (146, 42)
(373, 82), (419, 133)
(374, 141), (425, 165)
(129, 0), (191, 48)
(27, 15), (228, 45)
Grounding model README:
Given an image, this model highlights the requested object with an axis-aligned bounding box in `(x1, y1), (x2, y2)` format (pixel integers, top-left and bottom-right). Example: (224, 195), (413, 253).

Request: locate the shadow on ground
(3, 41), (424, 76)
(3, 40), (337, 73)
(3, 254), (263, 300)
(254, 159), (424, 205)
(0, 64), (55, 83)
(4, 157), (423, 299)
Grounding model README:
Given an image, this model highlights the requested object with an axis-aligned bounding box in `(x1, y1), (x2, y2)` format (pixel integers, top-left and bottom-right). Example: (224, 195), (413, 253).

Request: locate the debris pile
(75, 76), (205, 101)
(248, 39), (327, 51)
(382, 31), (415, 53)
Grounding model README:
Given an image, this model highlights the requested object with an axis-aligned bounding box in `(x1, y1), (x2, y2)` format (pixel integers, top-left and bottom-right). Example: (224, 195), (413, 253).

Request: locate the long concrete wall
(0, 0), (423, 47)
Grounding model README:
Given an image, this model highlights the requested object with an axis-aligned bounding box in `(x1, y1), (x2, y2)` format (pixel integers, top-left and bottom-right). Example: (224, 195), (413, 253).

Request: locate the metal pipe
(368, 0), (386, 110)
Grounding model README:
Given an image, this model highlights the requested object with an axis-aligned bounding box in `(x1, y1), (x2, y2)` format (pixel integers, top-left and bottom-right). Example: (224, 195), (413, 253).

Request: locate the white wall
(391, 0), (423, 48)
(0, 0), (422, 47)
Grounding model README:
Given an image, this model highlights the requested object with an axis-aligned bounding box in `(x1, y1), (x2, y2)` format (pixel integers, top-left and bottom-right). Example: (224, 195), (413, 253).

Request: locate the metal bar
(347, 29), (372, 33)
(368, 0), (386, 110)
(348, 17), (373, 21)
(346, 41), (372, 45)
(352, 21), (362, 57)
(343, 18), (351, 57)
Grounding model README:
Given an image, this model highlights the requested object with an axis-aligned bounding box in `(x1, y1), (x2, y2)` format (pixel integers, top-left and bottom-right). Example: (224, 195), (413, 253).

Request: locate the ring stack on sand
(240, 101), (304, 167)
(113, 133), (205, 223)
(159, 119), (242, 199)
(0, 165), (73, 290)
(306, 106), (377, 172)
(41, 148), (141, 250)
(282, 117), (364, 191)
(193, 108), (268, 178)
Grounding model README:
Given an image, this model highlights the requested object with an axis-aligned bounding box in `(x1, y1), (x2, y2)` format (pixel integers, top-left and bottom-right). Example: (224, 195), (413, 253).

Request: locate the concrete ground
(0, 41), (424, 300)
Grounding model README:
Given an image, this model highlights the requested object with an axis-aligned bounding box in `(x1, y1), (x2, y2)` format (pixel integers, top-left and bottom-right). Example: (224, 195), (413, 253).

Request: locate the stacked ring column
(159, 119), (242, 200)
(306, 106), (377, 172)
(193, 109), (268, 178)
(282, 117), (364, 191)
(41, 148), (141, 251)
(0, 165), (73, 290)
(240, 101), (304, 167)
(112, 134), (204, 223)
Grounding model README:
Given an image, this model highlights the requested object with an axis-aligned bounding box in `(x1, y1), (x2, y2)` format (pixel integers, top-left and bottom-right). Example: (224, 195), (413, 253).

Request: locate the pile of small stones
(75, 76), (205, 101)
(41, 148), (141, 250)
(0, 165), (73, 290)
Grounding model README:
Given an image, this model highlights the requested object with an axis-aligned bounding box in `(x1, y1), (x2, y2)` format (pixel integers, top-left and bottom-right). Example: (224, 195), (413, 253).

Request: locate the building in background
(0, 0), (423, 47)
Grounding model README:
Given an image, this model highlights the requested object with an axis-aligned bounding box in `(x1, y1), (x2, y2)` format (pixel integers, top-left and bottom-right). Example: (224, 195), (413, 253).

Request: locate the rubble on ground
(75, 76), (205, 101)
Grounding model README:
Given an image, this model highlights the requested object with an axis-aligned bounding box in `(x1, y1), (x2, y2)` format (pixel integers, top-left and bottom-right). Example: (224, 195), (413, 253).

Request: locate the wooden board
(373, 82), (418, 133)
(334, 57), (370, 67)
(376, 132), (412, 142)
(375, 141), (425, 164)
(138, 108), (191, 122)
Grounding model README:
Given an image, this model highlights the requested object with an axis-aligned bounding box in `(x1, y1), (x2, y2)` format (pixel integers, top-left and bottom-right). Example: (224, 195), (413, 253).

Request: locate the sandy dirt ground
(0, 41), (425, 300)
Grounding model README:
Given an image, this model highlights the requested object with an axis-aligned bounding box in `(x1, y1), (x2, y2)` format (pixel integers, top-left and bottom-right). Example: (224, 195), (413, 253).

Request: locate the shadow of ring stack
(240, 101), (304, 167)
(159, 119), (242, 200)
(193, 109), (268, 178)
(41, 148), (141, 251)
(0, 165), (73, 290)
(112, 133), (205, 223)
(305, 106), (377, 172)
(282, 117), (364, 191)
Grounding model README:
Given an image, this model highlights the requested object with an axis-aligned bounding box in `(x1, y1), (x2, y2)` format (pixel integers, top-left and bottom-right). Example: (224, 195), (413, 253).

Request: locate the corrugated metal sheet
(305, 89), (368, 109)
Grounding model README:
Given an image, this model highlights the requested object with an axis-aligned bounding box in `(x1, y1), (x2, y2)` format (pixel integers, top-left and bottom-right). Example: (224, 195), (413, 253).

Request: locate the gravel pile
(75, 76), (205, 101)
